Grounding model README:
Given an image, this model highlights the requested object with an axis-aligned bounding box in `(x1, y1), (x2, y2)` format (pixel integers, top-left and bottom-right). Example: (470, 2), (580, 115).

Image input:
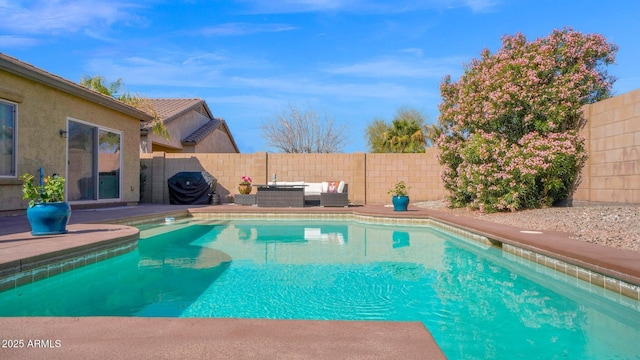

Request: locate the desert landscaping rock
(414, 201), (639, 252)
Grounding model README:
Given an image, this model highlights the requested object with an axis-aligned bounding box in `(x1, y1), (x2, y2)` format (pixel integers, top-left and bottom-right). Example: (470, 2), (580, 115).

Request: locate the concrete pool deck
(0, 203), (639, 359)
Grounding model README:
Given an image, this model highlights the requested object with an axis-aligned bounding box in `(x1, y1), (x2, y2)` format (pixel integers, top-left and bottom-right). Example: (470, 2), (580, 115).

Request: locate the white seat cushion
(305, 182), (323, 196)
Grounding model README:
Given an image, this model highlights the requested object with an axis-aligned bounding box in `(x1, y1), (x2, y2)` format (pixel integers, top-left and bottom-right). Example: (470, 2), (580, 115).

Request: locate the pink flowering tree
(432, 28), (617, 212)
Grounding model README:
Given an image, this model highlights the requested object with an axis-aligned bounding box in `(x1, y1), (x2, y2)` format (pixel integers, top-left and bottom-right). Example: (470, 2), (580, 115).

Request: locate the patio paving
(0, 203), (639, 359)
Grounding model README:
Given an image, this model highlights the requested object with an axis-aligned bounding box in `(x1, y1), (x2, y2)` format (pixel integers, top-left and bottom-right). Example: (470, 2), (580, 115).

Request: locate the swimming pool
(0, 219), (638, 359)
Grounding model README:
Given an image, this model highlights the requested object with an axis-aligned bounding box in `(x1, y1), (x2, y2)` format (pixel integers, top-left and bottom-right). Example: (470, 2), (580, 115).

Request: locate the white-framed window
(66, 119), (122, 202)
(0, 100), (16, 177)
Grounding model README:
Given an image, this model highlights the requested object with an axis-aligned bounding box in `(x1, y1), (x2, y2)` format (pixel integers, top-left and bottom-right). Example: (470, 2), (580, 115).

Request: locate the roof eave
(0, 53), (153, 122)
(220, 119), (241, 153)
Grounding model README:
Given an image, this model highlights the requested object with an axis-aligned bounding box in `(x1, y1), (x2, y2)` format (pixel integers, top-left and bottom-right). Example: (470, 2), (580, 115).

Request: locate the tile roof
(182, 118), (223, 145)
(146, 98), (205, 124)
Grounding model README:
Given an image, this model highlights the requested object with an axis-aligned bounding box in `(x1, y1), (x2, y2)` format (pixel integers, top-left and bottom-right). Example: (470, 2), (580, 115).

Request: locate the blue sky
(2, 0), (639, 153)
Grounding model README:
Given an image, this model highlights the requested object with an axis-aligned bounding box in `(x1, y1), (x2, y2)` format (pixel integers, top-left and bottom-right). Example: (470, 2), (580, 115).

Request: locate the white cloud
(82, 51), (433, 104)
(0, 35), (40, 48)
(323, 56), (465, 79)
(460, 0), (500, 12)
(401, 48), (425, 57)
(85, 56), (220, 87)
(0, 0), (144, 34)
(83, 50), (271, 88)
(234, 0), (500, 14)
(235, 0), (357, 13)
(198, 23), (297, 37)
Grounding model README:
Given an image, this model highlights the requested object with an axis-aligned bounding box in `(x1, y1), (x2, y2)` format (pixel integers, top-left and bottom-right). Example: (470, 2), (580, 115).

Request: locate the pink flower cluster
(434, 28), (614, 212)
(240, 176), (252, 185)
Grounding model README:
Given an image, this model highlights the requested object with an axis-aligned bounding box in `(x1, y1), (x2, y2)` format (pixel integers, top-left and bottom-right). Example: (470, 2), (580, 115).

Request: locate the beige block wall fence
(141, 150), (446, 205)
(143, 89), (640, 206)
(575, 89), (640, 204)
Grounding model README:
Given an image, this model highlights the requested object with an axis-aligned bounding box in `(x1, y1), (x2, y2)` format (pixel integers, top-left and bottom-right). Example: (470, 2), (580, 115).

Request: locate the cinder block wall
(365, 150), (445, 204)
(576, 89), (640, 204)
(143, 151), (445, 205)
(141, 89), (639, 206)
(141, 152), (268, 204)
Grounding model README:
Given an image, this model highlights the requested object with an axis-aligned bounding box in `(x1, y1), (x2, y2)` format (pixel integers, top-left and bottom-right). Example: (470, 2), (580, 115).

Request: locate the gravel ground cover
(414, 201), (640, 252)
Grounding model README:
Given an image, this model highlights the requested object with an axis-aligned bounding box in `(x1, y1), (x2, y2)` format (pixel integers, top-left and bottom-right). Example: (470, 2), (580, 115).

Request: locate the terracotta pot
(238, 184), (252, 194)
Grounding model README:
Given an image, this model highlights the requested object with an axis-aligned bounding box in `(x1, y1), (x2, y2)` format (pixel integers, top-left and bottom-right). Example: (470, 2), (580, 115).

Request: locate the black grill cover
(167, 172), (216, 205)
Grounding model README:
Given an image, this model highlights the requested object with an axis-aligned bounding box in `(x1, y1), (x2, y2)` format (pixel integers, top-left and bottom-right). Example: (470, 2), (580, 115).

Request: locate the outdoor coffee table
(255, 184), (305, 207)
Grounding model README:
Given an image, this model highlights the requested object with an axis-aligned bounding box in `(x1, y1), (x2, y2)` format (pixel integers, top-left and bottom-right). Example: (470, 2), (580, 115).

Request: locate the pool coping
(0, 203), (639, 359)
(0, 224), (139, 292)
(0, 317), (444, 360)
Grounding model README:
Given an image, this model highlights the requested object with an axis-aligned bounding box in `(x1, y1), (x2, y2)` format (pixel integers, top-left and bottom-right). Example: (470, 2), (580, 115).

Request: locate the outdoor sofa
(266, 181), (349, 207)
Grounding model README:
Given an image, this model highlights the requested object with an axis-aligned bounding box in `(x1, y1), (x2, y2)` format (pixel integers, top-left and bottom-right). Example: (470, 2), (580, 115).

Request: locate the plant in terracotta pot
(387, 181), (410, 211)
(238, 175), (252, 194)
(20, 172), (71, 235)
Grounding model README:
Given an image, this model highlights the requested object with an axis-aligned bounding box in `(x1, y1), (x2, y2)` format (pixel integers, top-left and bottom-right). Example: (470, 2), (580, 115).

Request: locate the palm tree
(79, 76), (169, 139)
(365, 107), (427, 153)
(384, 117), (426, 153)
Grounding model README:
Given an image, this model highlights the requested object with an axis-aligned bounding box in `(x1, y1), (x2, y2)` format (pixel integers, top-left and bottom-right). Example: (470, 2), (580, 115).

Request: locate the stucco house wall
(0, 53), (151, 212)
(183, 127), (240, 153)
(172, 109), (210, 145)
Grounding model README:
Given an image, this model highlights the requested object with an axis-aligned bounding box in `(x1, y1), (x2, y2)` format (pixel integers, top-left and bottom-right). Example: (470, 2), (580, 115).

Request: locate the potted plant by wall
(387, 181), (410, 211)
(238, 175), (252, 194)
(20, 172), (71, 236)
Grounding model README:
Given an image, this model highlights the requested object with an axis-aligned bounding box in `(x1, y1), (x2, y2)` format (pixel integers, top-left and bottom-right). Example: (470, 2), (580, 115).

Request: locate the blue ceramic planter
(26, 202), (72, 236)
(392, 196), (409, 211)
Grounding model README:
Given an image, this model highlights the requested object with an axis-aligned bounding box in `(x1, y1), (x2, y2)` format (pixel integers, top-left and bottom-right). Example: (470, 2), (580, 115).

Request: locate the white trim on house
(0, 98), (18, 179)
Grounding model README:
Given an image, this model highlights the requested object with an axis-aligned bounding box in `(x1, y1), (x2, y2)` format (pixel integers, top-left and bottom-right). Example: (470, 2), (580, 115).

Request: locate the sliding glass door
(67, 120), (122, 202)
(98, 129), (121, 199)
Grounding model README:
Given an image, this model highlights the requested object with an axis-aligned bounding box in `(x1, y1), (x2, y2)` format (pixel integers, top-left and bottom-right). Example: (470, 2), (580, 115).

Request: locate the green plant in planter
(20, 172), (70, 236)
(20, 173), (66, 207)
(387, 181), (409, 197)
(388, 181), (410, 211)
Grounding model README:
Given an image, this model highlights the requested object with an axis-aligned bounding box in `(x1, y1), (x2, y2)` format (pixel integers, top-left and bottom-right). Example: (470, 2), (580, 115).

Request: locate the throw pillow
(327, 181), (338, 193)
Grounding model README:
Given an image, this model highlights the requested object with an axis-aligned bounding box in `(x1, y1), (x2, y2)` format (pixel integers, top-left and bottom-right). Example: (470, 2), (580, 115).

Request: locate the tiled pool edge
(95, 209), (193, 226)
(502, 244), (640, 304)
(2, 207), (636, 303)
(0, 227), (139, 292)
(189, 211), (640, 302)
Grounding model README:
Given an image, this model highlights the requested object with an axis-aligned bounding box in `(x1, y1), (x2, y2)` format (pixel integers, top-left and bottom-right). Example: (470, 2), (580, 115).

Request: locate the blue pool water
(1, 220), (639, 359)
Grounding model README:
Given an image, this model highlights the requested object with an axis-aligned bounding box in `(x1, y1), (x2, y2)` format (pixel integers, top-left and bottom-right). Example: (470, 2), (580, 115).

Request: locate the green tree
(365, 119), (390, 152)
(366, 107), (428, 153)
(79, 75), (123, 97)
(432, 28), (617, 212)
(79, 75), (169, 139)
